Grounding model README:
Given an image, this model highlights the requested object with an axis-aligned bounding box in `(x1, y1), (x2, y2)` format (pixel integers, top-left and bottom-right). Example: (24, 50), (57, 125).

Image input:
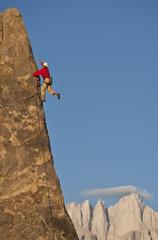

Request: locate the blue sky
(1, 1), (158, 211)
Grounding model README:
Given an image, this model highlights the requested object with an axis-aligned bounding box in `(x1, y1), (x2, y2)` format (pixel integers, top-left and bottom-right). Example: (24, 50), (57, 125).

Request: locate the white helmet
(43, 62), (48, 67)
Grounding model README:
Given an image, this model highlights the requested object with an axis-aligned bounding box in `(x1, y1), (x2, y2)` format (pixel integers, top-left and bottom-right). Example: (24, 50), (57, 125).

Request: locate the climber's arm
(37, 58), (42, 64)
(29, 69), (43, 77)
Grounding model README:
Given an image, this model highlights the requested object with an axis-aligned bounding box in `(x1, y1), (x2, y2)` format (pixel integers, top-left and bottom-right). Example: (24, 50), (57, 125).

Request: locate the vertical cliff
(0, 8), (78, 240)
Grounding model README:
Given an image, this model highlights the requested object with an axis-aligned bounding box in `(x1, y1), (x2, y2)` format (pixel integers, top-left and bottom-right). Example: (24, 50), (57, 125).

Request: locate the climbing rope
(34, 87), (55, 239)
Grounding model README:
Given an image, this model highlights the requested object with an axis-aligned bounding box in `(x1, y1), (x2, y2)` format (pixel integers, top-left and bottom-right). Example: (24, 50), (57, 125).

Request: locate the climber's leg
(45, 78), (60, 99)
(41, 82), (47, 102)
(44, 78), (60, 100)
(47, 85), (60, 99)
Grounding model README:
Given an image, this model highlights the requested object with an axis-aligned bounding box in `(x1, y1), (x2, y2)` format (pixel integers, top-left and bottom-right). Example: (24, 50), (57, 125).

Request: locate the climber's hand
(37, 58), (42, 63)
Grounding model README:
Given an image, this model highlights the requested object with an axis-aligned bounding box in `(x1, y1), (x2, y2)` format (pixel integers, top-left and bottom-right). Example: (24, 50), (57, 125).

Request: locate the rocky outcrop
(0, 8), (78, 240)
(67, 193), (158, 240)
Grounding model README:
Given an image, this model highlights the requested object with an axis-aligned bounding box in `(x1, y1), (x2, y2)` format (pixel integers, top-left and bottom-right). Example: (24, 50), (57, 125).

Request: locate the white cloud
(81, 185), (153, 200)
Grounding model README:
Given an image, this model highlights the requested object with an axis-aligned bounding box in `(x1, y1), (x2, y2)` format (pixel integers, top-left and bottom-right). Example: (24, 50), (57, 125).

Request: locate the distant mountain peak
(67, 193), (158, 240)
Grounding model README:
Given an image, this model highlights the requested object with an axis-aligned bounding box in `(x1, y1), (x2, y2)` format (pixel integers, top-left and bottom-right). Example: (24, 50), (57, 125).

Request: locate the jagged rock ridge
(67, 193), (158, 240)
(0, 8), (78, 240)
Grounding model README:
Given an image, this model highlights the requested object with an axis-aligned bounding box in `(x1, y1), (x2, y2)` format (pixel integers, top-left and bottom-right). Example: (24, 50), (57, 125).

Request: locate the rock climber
(30, 58), (60, 102)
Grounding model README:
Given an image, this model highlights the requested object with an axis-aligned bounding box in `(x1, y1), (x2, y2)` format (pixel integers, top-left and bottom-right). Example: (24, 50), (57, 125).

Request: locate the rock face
(0, 8), (78, 240)
(67, 194), (158, 240)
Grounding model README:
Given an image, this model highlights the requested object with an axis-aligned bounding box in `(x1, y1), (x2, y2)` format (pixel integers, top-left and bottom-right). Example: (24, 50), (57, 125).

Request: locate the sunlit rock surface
(0, 8), (78, 240)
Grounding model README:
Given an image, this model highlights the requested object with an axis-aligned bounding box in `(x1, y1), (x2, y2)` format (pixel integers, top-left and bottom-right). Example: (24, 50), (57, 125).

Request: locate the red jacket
(33, 62), (50, 79)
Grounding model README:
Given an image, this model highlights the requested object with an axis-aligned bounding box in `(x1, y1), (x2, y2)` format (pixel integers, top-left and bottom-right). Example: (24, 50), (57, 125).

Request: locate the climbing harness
(44, 77), (53, 86)
(35, 89), (55, 238)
